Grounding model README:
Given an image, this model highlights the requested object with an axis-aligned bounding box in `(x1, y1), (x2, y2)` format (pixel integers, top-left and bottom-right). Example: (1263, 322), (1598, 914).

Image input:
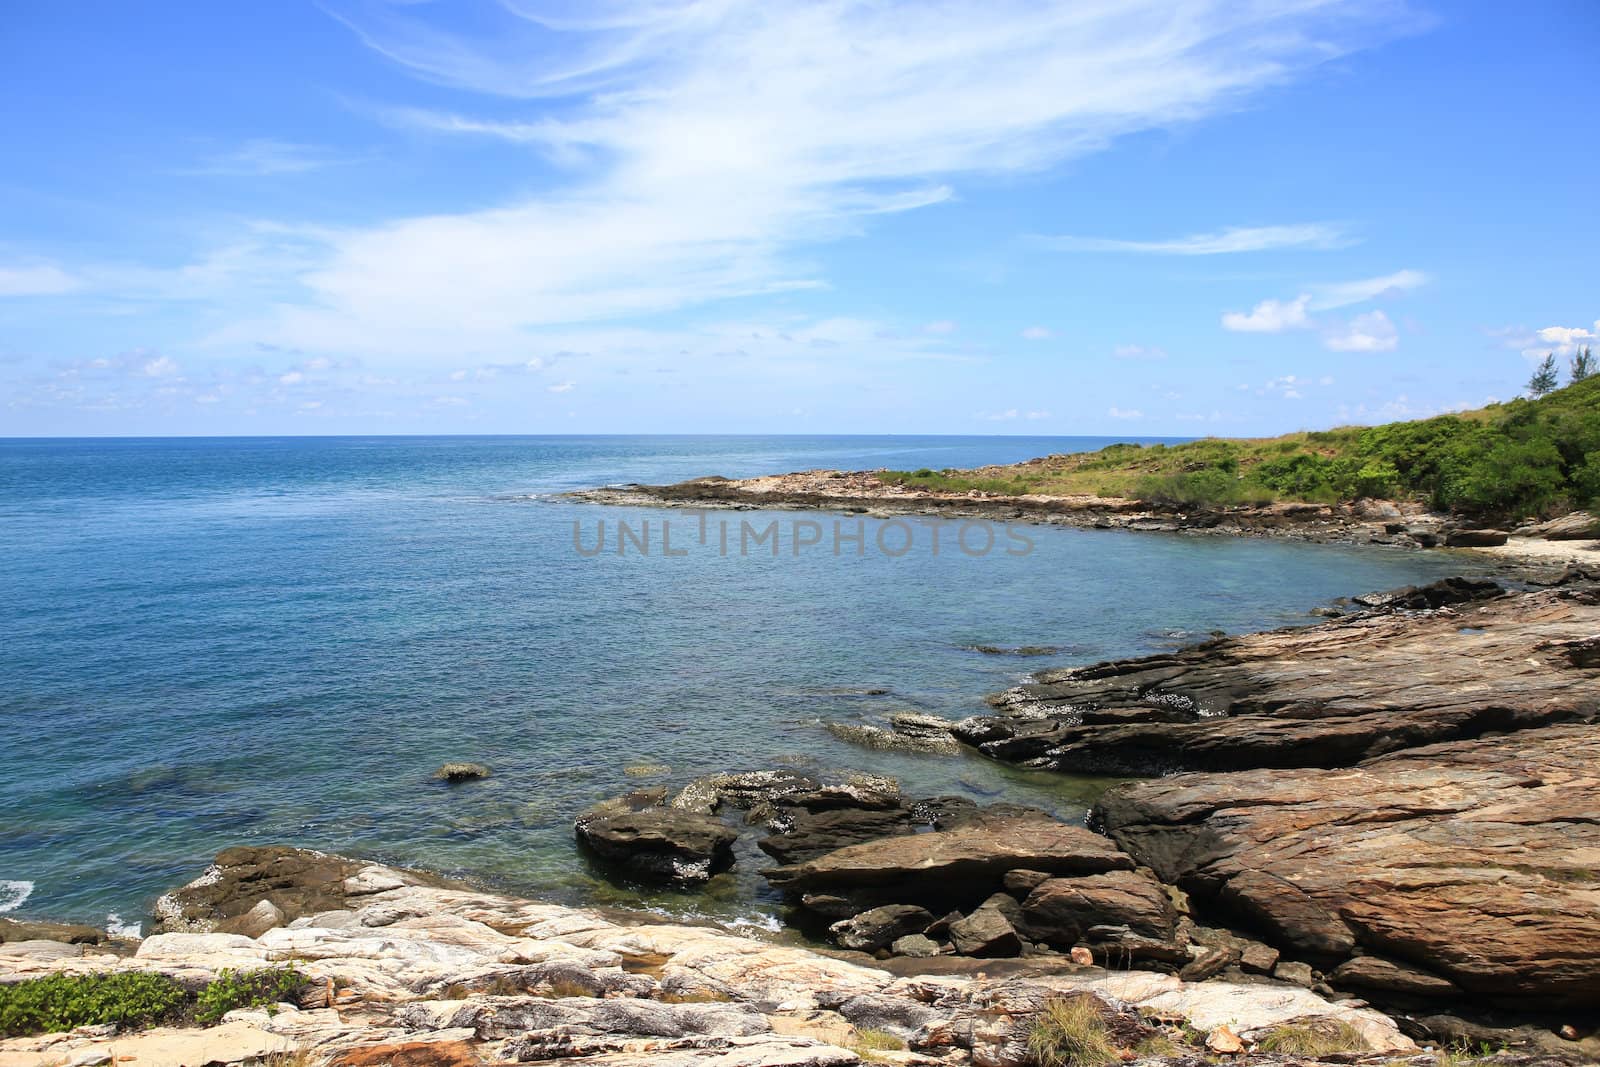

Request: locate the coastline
(564, 472), (1600, 573)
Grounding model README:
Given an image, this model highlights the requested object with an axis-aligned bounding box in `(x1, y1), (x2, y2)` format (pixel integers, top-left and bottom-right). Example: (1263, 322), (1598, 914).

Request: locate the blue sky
(2, 0), (1597, 437)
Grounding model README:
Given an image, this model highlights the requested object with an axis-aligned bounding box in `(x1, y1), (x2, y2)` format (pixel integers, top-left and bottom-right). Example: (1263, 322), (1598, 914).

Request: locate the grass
(0, 966), (307, 1037)
(1025, 996), (1120, 1067)
(1255, 1020), (1370, 1056)
(851, 1027), (908, 1062)
(876, 374), (1600, 519)
(659, 988), (736, 1004)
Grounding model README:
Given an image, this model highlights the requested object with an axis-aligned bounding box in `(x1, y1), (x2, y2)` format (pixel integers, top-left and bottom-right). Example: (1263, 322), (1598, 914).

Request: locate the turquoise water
(0, 436), (1484, 933)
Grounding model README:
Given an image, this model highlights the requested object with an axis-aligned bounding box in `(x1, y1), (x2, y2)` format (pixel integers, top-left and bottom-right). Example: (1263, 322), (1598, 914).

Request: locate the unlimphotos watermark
(573, 511), (1035, 559)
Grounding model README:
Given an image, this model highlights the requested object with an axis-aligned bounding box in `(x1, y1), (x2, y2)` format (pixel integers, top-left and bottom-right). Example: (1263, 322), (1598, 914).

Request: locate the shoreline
(564, 472), (1600, 574)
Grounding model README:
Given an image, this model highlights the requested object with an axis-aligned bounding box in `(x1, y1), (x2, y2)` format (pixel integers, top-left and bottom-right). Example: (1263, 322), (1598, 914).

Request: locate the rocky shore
(6, 580), (1598, 1063)
(2, 848), (1426, 1067)
(567, 472), (1600, 556)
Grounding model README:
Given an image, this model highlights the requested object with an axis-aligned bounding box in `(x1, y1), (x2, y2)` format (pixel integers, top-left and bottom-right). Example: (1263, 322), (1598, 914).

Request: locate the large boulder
(764, 812), (1133, 915)
(575, 790), (737, 887)
(947, 905), (1022, 958)
(827, 905), (933, 952)
(1017, 870), (1175, 948)
(1093, 723), (1600, 1009)
(757, 807), (915, 865)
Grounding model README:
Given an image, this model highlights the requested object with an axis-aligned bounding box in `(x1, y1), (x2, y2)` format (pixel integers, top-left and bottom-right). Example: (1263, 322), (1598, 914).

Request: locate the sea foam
(0, 880), (33, 913)
(105, 912), (143, 939)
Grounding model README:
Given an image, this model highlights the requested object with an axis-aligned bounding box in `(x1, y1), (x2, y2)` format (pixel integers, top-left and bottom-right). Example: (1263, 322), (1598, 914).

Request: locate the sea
(0, 435), (1487, 934)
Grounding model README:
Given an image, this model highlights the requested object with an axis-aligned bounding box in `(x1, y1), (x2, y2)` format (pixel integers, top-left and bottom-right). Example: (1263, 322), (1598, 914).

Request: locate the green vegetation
(879, 375), (1600, 520)
(0, 966), (307, 1037)
(1255, 1020), (1370, 1056)
(851, 1027), (908, 1061)
(194, 966), (308, 1024)
(0, 972), (186, 1036)
(1025, 996), (1119, 1067)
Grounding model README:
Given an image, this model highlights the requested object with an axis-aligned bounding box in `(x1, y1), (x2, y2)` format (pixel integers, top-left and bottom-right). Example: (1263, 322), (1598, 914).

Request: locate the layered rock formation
(0, 849), (1417, 1067)
(965, 584), (1599, 774)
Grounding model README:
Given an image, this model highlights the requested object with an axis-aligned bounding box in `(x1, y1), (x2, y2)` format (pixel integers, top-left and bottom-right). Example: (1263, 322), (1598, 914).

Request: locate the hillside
(879, 375), (1600, 520)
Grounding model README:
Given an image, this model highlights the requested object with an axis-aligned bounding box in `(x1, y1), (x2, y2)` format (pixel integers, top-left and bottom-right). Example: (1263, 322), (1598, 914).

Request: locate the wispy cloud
(0, 263), (80, 297)
(1307, 269), (1427, 311)
(198, 0), (1411, 356)
(179, 139), (351, 177)
(1038, 223), (1352, 255)
(1324, 309), (1398, 352)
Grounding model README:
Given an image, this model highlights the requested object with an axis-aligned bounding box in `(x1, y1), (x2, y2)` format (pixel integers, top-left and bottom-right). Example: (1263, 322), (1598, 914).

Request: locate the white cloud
(1488, 319), (1598, 362)
(1221, 294), (1311, 333)
(0, 264), (80, 296)
(180, 139), (348, 177)
(1107, 406), (1143, 419)
(924, 320), (957, 335)
(142, 356), (180, 377)
(1020, 326), (1052, 340)
(1114, 344), (1167, 360)
(1324, 309), (1398, 352)
(1307, 269), (1427, 311)
(210, 0), (1408, 357)
(1038, 223), (1351, 255)
(547, 381), (576, 393)
(278, 370), (305, 384)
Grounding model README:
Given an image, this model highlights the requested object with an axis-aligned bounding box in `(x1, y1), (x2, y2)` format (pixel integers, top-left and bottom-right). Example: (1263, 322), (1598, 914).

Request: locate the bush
(1255, 1020), (1369, 1055)
(194, 966), (307, 1024)
(0, 972), (186, 1036)
(1026, 996), (1119, 1067)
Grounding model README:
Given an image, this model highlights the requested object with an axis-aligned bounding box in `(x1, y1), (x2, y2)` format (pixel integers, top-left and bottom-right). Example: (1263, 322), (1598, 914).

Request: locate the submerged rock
(433, 762), (492, 782)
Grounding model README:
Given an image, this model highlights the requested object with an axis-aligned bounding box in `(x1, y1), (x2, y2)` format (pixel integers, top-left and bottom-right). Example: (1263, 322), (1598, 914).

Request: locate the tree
(1572, 346), (1595, 384)
(1528, 353), (1559, 397)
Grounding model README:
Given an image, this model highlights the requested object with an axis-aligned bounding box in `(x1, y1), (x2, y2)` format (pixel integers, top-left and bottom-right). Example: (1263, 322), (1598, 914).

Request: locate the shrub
(0, 972), (186, 1036)
(194, 966), (307, 1024)
(1026, 996), (1119, 1067)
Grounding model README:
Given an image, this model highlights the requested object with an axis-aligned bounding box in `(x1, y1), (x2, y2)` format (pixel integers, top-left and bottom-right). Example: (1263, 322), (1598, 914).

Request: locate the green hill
(881, 375), (1600, 520)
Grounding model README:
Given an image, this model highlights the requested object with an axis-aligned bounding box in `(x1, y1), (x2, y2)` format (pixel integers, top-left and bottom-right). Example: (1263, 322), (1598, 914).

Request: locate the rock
(332, 1040), (483, 1067)
(215, 899), (286, 938)
(1442, 528), (1510, 547)
(827, 905), (933, 953)
(1516, 511), (1600, 541)
(765, 813), (1133, 914)
(0, 850), (1419, 1067)
(1239, 942), (1280, 975)
(1273, 960), (1315, 988)
(433, 762), (491, 782)
(889, 934), (939, 958)
(575, 790), (737, 887)
(1017, 870), (1175, 949)
(1178, 947), (1233, 982)
(972, 587), (1592, 775)
(670, 770), (822, 815)
(757, 807), (914, 865)
(1069, 946), (1093, 966)
(1331, 955), (1458, 998)
(824, 716), (958, 755)
(1093, 723), (1600, 1009)
(1220, 870), (1355, 956)
(1349, 576), (1504, 610)
(0, 917), (107, 944)
(1206, 1024), (1244, 1054)
(947, 907), (1021, 958)
(153, 845), (370, 933)
(0, 939), (84, 961)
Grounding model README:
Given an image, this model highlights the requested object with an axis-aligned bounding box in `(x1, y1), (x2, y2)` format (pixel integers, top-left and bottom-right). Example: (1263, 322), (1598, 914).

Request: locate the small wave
(0, 880), (33, 912)
(105, 912), (143, 939)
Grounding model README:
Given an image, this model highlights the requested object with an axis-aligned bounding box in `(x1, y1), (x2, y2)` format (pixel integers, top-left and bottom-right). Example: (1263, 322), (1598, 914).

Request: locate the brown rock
(575, 791), (737, 887)
(153, 845), (362, 932)
(947, 907), (1022, 958)
(1206, 1024), (1244, 1054)
(1332, 955), (1459, 997)
(1094, 723), (1600, 1008)
(970, 587), (1594, 775)
(333, 1040), (482, 1067)
(764, 813), (1132, 908)
(1018, 870), (1175, 949)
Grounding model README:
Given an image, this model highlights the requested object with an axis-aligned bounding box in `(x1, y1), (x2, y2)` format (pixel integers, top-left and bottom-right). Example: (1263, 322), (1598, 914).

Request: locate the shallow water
(0, 435), (1486, 931)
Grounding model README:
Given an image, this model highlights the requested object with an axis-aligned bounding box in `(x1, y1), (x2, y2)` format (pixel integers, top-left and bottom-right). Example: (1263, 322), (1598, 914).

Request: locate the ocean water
(0, 435), (1486, 933)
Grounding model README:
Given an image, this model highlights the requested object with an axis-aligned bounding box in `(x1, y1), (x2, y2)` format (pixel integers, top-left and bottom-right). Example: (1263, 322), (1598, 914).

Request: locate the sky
(2, 0), (1597, 437)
